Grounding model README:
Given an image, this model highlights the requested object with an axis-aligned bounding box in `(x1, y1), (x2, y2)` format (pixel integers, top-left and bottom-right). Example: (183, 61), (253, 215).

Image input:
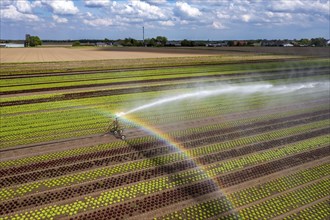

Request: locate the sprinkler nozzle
(116, 112), (125, 118)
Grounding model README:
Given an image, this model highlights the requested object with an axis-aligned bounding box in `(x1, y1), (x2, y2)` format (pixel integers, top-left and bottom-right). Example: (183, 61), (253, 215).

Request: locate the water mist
(118, 81), (329, 117)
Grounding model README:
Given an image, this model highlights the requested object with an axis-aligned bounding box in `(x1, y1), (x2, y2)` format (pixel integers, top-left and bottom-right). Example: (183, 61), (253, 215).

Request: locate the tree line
(11, 35), (328, 47)
(113, 36), (168, 47)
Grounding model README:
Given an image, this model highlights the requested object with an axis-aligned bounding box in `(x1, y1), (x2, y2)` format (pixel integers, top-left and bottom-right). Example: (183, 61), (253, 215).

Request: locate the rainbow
(99, 109), (240, 216)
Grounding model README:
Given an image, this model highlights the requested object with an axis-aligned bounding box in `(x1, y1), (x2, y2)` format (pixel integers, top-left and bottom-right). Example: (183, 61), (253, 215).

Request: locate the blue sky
(1, 0), (329, 40)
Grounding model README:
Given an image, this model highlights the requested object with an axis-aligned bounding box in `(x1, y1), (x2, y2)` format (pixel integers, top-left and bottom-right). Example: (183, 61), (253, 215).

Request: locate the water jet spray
(107, 81), (329, 139)
(122, 81), (329, 116)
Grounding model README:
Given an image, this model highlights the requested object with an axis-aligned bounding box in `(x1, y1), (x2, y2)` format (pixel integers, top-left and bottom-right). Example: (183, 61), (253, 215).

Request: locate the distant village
(1, 35), (329, 48)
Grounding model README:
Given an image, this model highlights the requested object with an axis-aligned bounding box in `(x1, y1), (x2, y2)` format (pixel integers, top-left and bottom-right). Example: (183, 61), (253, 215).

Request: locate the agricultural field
(0, 48), (329, 220)
(0, 47), (215, 63)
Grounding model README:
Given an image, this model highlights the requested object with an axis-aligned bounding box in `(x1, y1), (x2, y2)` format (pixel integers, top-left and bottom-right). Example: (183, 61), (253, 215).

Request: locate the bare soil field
(1, 46), (328, 63)
(0, 47), (214, 63)
(99, 46), (330, 57)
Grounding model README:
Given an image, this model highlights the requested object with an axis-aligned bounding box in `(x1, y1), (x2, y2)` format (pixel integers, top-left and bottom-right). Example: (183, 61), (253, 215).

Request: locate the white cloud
(111, 0), (167, 20)
(216, 11), (230, 19)
(241, 14), (251, 22)
(83, 18), (113, 26)
(1, 0), (10, 4)
(42, 0), (79, 15)
(86, 12), (94, 18)
(84, 0), (111, 8)
(143, 0), (167, 5)
(31, 1), (43, 8)
(0, 0), (40, 13)
(212, 21), (226, 29)
(0, 4), (39, 21)
(269, 0), (330, 15)
(16, 0), (32, 13)
(160, 20), (175, 26)
(210, 0), (329, 26)
(179, 20), (189, 25)
(111, 2), (134, 14)
(175, 2), (202, 18)
(270, 0), (306, 12)
(117, 16), (143, 24)
(130, 0), (166, 19)
(52, 15), (68, 23)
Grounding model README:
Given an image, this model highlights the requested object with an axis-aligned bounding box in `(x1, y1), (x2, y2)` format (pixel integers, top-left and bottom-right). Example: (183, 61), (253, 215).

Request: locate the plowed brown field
(0, 47), (213, 63)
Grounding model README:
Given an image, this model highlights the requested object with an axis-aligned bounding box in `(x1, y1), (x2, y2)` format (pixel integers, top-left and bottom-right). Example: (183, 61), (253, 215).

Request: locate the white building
(0, 43), (25, 48)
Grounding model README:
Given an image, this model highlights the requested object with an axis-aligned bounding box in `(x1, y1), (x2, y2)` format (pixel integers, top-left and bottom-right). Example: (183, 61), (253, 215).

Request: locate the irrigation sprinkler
(107, 113), (126, 140)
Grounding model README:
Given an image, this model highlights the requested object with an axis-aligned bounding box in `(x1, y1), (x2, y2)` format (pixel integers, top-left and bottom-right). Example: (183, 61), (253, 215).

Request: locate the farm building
(0, 43), (25, 48)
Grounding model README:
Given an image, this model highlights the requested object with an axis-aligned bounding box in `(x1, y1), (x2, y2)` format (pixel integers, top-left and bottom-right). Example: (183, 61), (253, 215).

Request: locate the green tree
(155, 36), (168, 46)
(121, 38), (142, 46)
(29, 36), (42, 47)
(181, 39), (195, 47)
(310, 38), (326, 47)
(145, 38), (156, 47)
(298, 38), (311, 46)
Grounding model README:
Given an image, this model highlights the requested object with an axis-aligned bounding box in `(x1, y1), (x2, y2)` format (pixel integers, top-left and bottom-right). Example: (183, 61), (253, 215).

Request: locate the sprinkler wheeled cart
(107, 116), (126, 140)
